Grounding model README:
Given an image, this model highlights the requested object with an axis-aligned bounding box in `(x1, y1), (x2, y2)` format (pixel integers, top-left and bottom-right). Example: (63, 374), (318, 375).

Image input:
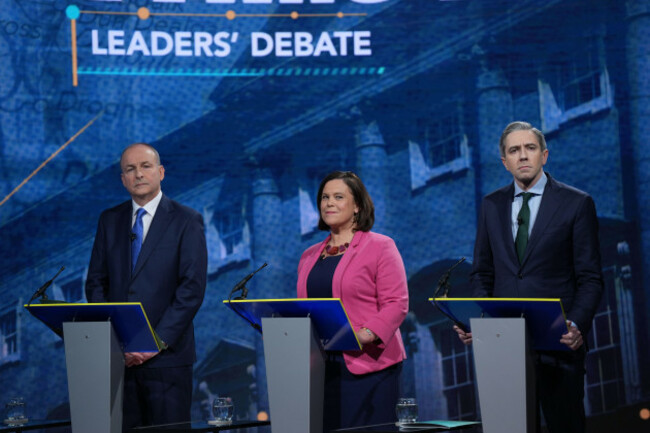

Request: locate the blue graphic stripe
(77, 67), (386, 77)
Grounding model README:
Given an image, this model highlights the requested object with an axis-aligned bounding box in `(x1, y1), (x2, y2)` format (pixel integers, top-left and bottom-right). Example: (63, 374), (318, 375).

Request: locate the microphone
(28, 266), (65, 305)
(517, 216), (523, 226)
(227, 263), (268, 333)
(432, 257), (469, 332)
(229, 262), (268, 301)
(435, 257), (466, 298)
(130, 233), (136, 242)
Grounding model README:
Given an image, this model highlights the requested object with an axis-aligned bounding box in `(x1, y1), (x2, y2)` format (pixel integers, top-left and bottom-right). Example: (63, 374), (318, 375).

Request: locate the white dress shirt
(131, 190), (163, 242)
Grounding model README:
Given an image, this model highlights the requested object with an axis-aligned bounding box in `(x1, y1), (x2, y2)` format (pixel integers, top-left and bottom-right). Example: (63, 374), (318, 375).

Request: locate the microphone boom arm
(28, 266), (65, 306)
(226, 263), (268, 333)
(432, 258), (469, 332)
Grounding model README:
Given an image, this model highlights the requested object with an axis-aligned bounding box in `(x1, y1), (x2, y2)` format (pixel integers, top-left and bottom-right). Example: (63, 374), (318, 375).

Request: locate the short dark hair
(317, 171), (374, 232)
(120, 142), (162, 168)
(499, 121), (547, 157)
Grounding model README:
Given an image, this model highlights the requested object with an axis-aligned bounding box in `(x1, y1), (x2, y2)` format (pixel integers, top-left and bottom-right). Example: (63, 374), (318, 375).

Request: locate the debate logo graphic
(66, 0), (392, 86)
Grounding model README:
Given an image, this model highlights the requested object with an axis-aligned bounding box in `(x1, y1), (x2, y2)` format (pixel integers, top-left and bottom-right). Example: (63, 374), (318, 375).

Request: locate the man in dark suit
(86, 143), (207, 429)
(455, 121), (604, 433)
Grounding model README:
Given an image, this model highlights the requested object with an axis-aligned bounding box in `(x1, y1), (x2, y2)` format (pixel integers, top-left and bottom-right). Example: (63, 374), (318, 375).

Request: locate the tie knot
(135, 208), (147, 219)
(520, 192), (534, 204)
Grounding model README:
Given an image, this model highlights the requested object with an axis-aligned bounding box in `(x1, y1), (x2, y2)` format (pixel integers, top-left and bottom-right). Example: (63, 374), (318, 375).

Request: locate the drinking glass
(212, 397), (234, 424)
(396, 397), (417, 424)
(4, 397), (27, 426)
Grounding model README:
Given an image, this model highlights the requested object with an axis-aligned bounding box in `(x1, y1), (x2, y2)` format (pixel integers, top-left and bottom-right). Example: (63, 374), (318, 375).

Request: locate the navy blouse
(306, 254), (344, 298)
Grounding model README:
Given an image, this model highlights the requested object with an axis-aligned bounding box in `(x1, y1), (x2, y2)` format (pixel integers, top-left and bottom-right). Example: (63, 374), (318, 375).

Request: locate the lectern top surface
(25, 302), (160, 352)
(431, 297), (569, 351)
(224, 298), (361, 351)
(430, 297), (562, 302)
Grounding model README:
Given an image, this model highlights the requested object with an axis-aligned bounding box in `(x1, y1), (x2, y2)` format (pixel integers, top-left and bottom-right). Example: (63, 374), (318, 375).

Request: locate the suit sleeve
(567, 196), (604, 334)
(155, 212), (208, 348)
(363, 238), (409, 348)
(85, 214), (110, 303)
(470, 201), (495, 297)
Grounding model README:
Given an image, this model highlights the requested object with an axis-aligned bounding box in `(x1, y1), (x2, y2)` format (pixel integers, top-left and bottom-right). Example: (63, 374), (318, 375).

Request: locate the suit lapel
(132, 195), (175, 279)
(118, 203), (134, 289)
(521, 175), (561, 265)
(499, 185), (519, 266)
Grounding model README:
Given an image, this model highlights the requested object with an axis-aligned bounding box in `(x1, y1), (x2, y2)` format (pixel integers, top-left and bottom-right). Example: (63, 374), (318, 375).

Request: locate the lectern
(25, 303), (160, 433)
(224, 298), (360, 433)
(432, 298), (569, 433)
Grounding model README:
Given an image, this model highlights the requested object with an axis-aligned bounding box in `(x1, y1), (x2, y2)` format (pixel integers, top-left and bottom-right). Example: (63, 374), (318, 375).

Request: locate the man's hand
(560, 320), (583, 351)
(454, 325), (472, 346)
(124, 351), (158, 367)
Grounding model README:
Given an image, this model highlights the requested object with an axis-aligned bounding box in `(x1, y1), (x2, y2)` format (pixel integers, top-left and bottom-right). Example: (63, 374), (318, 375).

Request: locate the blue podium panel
(224, 298), (361, 351)
(431, 298), (569, 351)
(25, 303), (160, 352)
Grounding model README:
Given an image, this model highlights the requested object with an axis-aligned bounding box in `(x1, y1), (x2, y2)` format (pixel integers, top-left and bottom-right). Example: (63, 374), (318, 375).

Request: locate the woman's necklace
(324, 242), (350, 256)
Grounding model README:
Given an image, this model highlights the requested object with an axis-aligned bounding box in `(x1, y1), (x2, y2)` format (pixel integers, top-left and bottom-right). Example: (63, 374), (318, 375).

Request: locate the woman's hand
(356, 327), (378, 345)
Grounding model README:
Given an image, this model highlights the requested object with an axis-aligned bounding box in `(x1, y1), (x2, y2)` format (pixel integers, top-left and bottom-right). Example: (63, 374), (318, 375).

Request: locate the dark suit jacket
(85, 194), (207, 368)
(470, 173), (604, 336)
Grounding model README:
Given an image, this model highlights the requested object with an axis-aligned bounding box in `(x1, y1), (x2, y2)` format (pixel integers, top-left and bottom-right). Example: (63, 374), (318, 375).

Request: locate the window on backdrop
(299, 174), (322, 236)
(421, 111), (464, 168)
(0, 305), (20, 364)
(437, 325), (477, 420)
(205, 197), (251, 275)
(409, 101), (470, 190)
(538, 38), (612, 132)
(552, 42), (603, 111)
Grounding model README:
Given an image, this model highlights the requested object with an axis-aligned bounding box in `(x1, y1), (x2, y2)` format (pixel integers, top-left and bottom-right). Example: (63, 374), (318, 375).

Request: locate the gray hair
(499, 121), (546, 158)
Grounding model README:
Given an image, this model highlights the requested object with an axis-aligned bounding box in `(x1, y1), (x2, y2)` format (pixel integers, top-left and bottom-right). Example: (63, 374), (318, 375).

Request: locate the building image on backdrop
(0, 0), (648, 431)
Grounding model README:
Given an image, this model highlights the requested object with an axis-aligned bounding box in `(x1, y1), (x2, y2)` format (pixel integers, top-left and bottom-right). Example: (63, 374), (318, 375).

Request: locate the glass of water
(212, 397), (234, 424)
(396, 397), (417, 424)
(4, 397), (27, 426)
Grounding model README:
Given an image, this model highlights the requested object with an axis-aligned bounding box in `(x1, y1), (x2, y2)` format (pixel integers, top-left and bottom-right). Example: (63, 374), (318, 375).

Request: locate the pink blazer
(297, 231), (408, 375)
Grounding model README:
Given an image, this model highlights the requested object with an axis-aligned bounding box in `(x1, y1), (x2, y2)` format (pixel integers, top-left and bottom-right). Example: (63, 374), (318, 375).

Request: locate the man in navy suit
(455, 121), (604, 433)
(86, 143), (207, 429)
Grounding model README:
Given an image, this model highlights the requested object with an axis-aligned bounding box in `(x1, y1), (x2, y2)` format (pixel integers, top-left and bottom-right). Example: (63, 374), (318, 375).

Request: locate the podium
(432, 298), (569, 433)
(224, 298), (360, 433)
(25, 303), (161, 433)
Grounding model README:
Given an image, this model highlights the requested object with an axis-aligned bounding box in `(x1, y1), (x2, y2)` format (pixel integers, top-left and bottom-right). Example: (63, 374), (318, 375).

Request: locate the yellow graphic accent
(26, 301), (144, 308)
(430, 297), (562, 302)
(78, 7), (365, 20)
(0, 112), (103, 208)
(70, 19), (78, 86)
(137, 7), (151, 20)
(224, 297), (339, 302)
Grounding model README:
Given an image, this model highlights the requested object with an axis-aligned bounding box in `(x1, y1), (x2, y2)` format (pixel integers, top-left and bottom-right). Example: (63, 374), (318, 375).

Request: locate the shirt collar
(514, 172), (547, 197)
(132, 190), (163, 217)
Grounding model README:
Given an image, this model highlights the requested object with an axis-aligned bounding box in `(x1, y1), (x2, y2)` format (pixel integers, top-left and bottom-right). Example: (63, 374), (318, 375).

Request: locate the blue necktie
(131, 208), (146, 271)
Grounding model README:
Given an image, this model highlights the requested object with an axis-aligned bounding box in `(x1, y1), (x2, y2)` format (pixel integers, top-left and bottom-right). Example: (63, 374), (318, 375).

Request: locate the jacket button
(518, 274), (523, 279)
(129, 290), (135, 295)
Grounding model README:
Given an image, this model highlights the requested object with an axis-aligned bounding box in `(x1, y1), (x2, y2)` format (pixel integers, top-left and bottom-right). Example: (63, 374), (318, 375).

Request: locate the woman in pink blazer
(297, 171), (409, 431)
